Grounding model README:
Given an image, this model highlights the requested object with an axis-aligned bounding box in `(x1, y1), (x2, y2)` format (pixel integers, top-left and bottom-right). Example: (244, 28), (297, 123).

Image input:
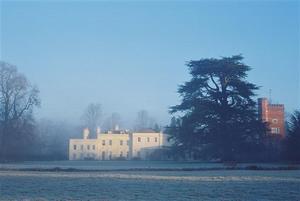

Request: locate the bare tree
(135, 110), (156, 131)
(81, 103), (102, 138)
(103, 112), (122, 131)
(0, 62), (40, 160)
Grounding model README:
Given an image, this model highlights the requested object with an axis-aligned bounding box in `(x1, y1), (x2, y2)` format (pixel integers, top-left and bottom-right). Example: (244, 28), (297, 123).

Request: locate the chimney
(115, 124), (119, 131)
(96, 127), (101, 135)
(83, 128), (90, 139)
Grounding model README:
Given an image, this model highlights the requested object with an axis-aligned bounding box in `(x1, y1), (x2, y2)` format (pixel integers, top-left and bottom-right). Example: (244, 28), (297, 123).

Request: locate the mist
(1, 1), (299, 201)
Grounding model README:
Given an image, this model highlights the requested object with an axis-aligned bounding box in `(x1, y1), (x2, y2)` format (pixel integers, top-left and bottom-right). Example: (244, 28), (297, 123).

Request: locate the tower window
(271, 127), (280, 134)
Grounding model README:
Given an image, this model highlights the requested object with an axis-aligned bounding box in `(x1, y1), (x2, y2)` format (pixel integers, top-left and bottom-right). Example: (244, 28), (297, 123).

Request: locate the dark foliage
(167, 55), (267, 161)
(283, 110), (300, 161)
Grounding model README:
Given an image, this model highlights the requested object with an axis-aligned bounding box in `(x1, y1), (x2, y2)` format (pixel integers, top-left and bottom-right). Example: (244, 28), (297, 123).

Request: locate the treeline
(0, 57), (299, 162)
(164, 55), (300, 162)
(81, 104), (161, 138)
(0, 61), (161, 161)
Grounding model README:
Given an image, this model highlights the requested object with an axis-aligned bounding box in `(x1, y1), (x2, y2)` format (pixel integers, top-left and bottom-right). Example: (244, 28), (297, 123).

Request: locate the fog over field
(0, 1), (299, 200)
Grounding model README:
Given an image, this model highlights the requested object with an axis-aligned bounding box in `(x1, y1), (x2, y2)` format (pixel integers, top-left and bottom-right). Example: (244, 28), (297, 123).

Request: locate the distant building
(69, 128), (172, 160)
(258, 98), (285, 137)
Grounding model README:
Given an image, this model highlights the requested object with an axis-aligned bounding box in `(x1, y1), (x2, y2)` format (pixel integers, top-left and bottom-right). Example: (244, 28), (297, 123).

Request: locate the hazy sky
(1, 1), (299, 128)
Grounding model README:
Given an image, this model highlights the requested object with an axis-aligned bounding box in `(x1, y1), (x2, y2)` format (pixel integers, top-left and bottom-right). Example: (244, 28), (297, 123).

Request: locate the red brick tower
(258, 98), (285, 137)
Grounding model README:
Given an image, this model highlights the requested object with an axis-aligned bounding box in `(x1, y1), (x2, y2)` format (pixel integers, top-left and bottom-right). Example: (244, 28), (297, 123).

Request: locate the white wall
(131, 132), (163, 159)
(96, 134), (130, 160)
(69, 132), (171, 160)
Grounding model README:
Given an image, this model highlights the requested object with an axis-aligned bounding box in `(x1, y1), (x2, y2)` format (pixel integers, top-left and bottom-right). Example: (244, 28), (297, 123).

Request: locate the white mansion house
(69, 128), (172, 160)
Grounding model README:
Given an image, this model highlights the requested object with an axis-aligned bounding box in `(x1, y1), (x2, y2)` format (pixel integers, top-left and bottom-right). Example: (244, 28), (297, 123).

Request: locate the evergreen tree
(284, 110), (300, 161)
(169, 55), (267, 161)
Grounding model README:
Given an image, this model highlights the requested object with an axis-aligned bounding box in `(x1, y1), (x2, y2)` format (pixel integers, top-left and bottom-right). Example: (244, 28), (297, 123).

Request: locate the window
(271, 127), (280, 134)
(102, 151), (105, 160)
(155, 137), (158, 142)
(120, 151), (123, 157)
(120, 140), (123, 146)
(138, 137), (141, 142)
(92, 145), (95, 150)
(102, 140), (105, 146)
(147, 137), (150, 142)
(272, 119), (278, 124)
(73, 153), (76, 159)
(81, 145), (83, 150)
(109, 140), (112, 146)
(87, 145), (90, 150)
(109, 152), (112, 160)
(73, 145), (77, 150)
(126, 151), (129, 158)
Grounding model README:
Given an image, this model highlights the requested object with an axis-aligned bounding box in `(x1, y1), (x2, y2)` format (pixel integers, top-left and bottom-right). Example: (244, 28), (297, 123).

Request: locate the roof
(135, 129), (157, 133)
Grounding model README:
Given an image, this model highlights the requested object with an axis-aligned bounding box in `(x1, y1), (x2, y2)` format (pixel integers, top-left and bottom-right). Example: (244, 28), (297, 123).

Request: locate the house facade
(69, 128), (171, 160)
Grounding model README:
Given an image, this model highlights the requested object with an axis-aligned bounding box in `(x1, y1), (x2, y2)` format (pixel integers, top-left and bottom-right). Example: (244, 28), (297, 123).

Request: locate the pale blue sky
(0, 0), (299, 127)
